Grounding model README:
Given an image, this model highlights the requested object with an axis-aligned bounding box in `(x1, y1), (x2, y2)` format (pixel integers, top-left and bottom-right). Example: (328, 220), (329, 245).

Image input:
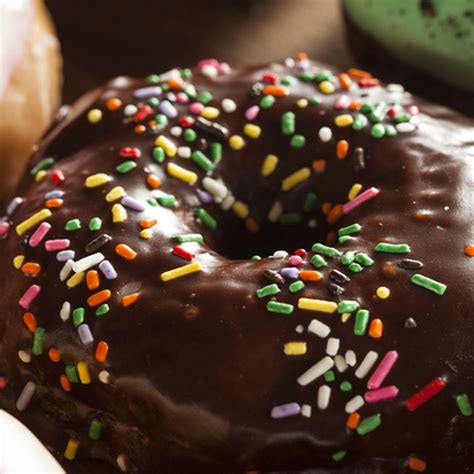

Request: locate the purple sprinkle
(133, 86), (162, 100)
(6, 197), (23, 216)
(271, 402), (301, 419)
(44, 190), (64, 200)
(159, 100), (178, 119)
(197, 189), (214, 204)
(78, 324), (94, 345)
(121, 196), (145, 212)
(99, 260), (117, 280)
(280, 267), (299, 280)
(56, 250), (75, 262)
(296, 60), (310, 71)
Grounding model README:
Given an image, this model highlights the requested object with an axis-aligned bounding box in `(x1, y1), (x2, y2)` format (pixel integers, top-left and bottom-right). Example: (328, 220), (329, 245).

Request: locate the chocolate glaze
(0, 59), (473, 473)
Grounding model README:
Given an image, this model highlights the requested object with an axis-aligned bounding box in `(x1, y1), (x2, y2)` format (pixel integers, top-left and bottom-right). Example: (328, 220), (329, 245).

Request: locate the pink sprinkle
(176, 92), (189, 104)
(335, 95), (350, 109)
(0, 221), (10, 237)
(367, 350), (399, 390)
(198, 58), (219, 68)
(19, 284), (41, 309)
(364, 385), (399, 403)
(245, 105), (260, 121)
(342, 187), (380, 215)
(45, 239), (70, 252)
(189, 102), (204, 116)
(217, 62), (231, 74)
(288, 255), (303, 267)
(29, 222), (51, 247)
(407, 105), (419, 116)
(0, 376), (7, 390)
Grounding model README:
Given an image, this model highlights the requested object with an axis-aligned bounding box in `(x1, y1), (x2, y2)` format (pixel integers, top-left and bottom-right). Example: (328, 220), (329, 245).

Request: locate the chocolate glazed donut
(0, 56), (473, 473)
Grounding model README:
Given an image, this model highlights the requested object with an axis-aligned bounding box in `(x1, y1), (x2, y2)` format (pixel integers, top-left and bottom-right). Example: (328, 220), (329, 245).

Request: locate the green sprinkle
(393, 113), (411, 123)
(339, 381), (352, 392)
(279, 213), (302, 225)
(88, 217), (102, 232)
(456, 393), (472, 416)
(289, 281), (305, 293)
(191, 150), (214, 172)
(256, 284), (280, 298)
(31, 157), (54, 176)
(324, 370), (335, 382)
(352, 113), (368, 131)
(175, 233), (204, 244)
(354, 252), (374, 267)
(384, 125), (397, 137)
(337, 300), (359, 313)
(339, 235), (355, 244)
(342, 251), (355, 265)
(184, 84), (197, 99)
(356, 414), (382, 436)
(369, 102), (387, 123)
(32, 327), (45, 355)
(348, 262), (363, 273)
(89, 418), (103, 440)
(370, 124), (385, 138)
(375, 242), (411, 254)
(72, 308), (85, 326)
(303, 192), (318, 212)
(147, 198), (158, 207)
(65, 219), (81, 232)
(280, 75), (296, 86)
(196, 208), (217, 231)
(332, 450), (346, 462)
(281, 111), (295, 135)
(266, 301), (294, 314)
(197, 91), (213, 104)
(152, 146), (165, 163)
(354, 309), (369, 336)
(260, 95), (275, 109)
(183, 128), (197, 142)
(338, 223), (361, 237)
(157, 194), (177, 208)
(309, 95), (322, 105)
(315, 70), (332, 82)
(361, 103), (373, 114)
(210, 143), (222, 163)
(290, 134), (306, 148)
(311, 254), (327, 268)
(147, 97), (159, 108)
(251, 255), (261, 260)
(160, 83), (169, 92)
(145, 74), (159, 84)
(95, 304), (110, 316)
(154, 113), (168, 126)
(181, 68), (192, 79)
(411, 273), (447, 296)
(65, 364), (79, 383)
(298, 71), (314, 81)
(312, 243), (341, 258)
(116, 160), (137, 174)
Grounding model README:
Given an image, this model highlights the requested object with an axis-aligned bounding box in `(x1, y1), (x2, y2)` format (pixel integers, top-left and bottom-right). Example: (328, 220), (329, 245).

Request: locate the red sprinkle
(406, 377), (446, 411)
(133, 105), (153, 122)
(358, 78), (381, 88)
(51, 169), (65, 184)
(0, 376), (7, 390)
(262, 73), (278, 84)
(119, 146), (141, 159)
(293, 248), (307, 258)
(180, 117), (195, 127)
(172, 245), (195, 261)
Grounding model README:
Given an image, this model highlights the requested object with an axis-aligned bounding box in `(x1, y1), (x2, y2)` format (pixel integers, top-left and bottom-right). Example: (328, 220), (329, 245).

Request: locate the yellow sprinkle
(376, 286), (390, 299)
(64, 438), (80, 461)
(319, 80), (335, 94)
(87, 108), (103, 123)
(201, 106), (220, 119)
(298, 298), (337, 313)
(112, 203), (127, 223)
(154, 135), (177, 157)
(296, 98), (308, 108)
(348, 183), (362, 200)
(243, 123), (262, 139)
(281, 167), (311, 192)
(160, 262), (202, 282)
(35, 170), (47, 182)
(284, 342), (307, 355)
(16, 209), (52, 236)
(261, 154), (279, 177)
(167, 162), (198, 185)
(67, 271), (84, 289)
(139, 229), (152, 239)
(229, 135), (245, 150)
(105, 186), (126, 202)
(77, 361), (91, 384)
(85, 173), (111, 188)
(341, 313), (352, 323)
(13, 255), (25, 269)
(334, 114), (354, 127)
(232, 201), (249, 219)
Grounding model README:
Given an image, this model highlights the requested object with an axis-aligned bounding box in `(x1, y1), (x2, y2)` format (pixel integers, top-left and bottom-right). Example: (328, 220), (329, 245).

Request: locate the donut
(0, 55), (473, 473)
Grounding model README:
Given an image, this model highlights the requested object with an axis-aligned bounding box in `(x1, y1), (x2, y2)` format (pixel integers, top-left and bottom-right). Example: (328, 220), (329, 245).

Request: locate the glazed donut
(0, 56), (473, 473)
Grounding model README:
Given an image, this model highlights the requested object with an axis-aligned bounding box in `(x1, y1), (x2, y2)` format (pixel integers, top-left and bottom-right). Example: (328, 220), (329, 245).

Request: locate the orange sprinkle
(21, 262), (41, 276)
(245, 217), (260, 234)
(139, 218), (158, 229)
(349, 100), (363, 110)
(299, 270), (322, 282)
(263, 85), (289, 97)
(60, 374), (71, 392)
(23, 312), (37, 332)
(95, 341), (109, 363)
(336, 140), (349, 159)
(338, 72), (352, 90)
(295, 52), (308, 61)
(465, 244), (474, 256)
(312, 159), (326, 171)
(87, 289), (111, 307)
(121, 292), (139, 308)
(327, 204), (343, 225)
(115, 243), (137, 260)
(86, 270), (100, 290)
(347, 67), (372, 79)
(369, 318), (384, 339)
(106, 97), (122, 111)
(167, 78), (183, 89)
(48, 347), (61, 363)
(147, 119), (157, 128)
(346, 412), (361, 429)
(408, 456), (427, 472)
(321, 202), (332, 215)
(146, 174), (161, 188)
(45, 198), (64, 208)
(134, 124), (146, 134)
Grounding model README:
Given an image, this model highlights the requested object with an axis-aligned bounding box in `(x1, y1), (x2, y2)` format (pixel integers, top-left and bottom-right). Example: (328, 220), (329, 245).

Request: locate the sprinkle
(334, 114), (353, 127)
(336, 140), (349, 159)
(375, 242), (411, 254)
(326, 337), (340, 356)
(456, 393), (472, 416)
(87, 289), (111, 307)
(72, 307), (85, 326)
(396, 122), (416, 133)
(243, 123), (262, 139)
(345, 395), (365, 414)
(35, 170), (46, 181)
(263, 85), (288, 96)
(65, 219), (81, 232)
(318, 127), (332, 142)
(121, 196), (145, 212)
(281, 112), (295, 135)
(32, 327), (45, 355)
(364, 386), (399, 403)
(229, 135), (245, 150)
(319, 80), (335, 94)
(172, 245), (195, 261)
(85, 173), (111, 188)
(13, 255), (25, 269)
(317, 385), (332, 409)
(16, 209), (52, 236)
(114, 243), (136, 261)
(65, 364), (79, 383)
(284, 342), (307, 355)
(192, 150), (214, 172)
(48, 347), (61, 362)
(312, 242), (341, 258)
(411, 273), (447, 296)
(346, 412), (360, 429)
(257, 284), (280, 298)
(16, 381), (36, 411)
(354, 252), (374, 267)
(308, 319), (331, 338)
(105, 186), (126, 203)
(28, 222), (51, 247)
(77, 361), (91, 384)
(6, 196), (23, 216)
(289, 281), (305, 293)
(23, 312), (37, 332)
(406, 377), (446, 411)
(348, 183), (363, 200)
(67, 271), (84, 288)
(96, 304), (110, 316)
(354, 309), (369, 336)
(407, 457), (427, 472)
(356, 414), (381, 435)
(368, 318), (383, 339)
(175, 233), (203, 244)
(375, 286), (390, 299)
(87, 217), (102, 232)
(99, 260), (117, 280)
(299, 270), (322, 281)
(337, 300), (359, 313)
(87, 108), (102, 123)
(301, 404), (312, 418)
(95, 341), (109, 363)
(134, 86), (162, 100)
(160, 262), (201, 282)
(155, 135), (177, 157)
(221, 98), (236, 113)
(298, 298), (337, 313)
(64, 438), (80, 461)
(112, 204), (127, 223)
(297, 356), (334, 386)
(355, 350), (379, 379)
(271, 402), (301, 419)
(78, 324), (94, 345)
(88, 418), (103, 441)
(167, 162), (198, 185)
(85, 234), (112, 253)
(342, 187), (380, 214)
(266, 301), (294, 314)
(60, 301), (71, 321)
(465, 244), (474, 257)
(121, 292), (139, 307)
(72, 253), (105, 273)
(116, 160), (137, 174)
(339, 381), (352, 392)
(334, 355), (348, 373)
(195, 208), (217, 230)
(281, 167), (311, 191)
(324, 370), (336, 382)
(19, 285), (41, 309)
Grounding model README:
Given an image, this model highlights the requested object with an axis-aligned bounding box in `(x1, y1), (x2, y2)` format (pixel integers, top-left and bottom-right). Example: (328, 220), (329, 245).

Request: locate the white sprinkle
(221, 194), (235, 211)
(386, 83), (405, 93)
(165, 92), (177, 102)
(317, 385), (331, 410)
(202, 177), (228, 200)
(307, 319), (331, 338)
(355, 350), (379, 379)
(345, 350), (357, 367)
(98, 370), (111, 384)
(60, 301), (71, 321)
(177, 146), (191, 158)
(268, 201), (283, 222)
(18, 350), (31, 363)
(170, 126), (182, 137)
(318, 126), (333, 142)
(334, 355), (348, 373)
(221, 98), (237, 113)
(123, 104), (137, 117)
(16, 381), (36, 411)
(272, 250), (288, 259)
(201, 64), (218, 78)
(295, 324), (304, 334)
(326, 337), (340, 356)
(297, 356), (334, 386)
(72, 253), (104, 273)
(284, 57), (296, 68)
(158, 68), (180, 82)
(59, 259), (74, 282)
(396, 122), (416, 133)
(301, 404), (312, 418)
(345, 395), (365, 414)
(116, 454), (128, 472)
